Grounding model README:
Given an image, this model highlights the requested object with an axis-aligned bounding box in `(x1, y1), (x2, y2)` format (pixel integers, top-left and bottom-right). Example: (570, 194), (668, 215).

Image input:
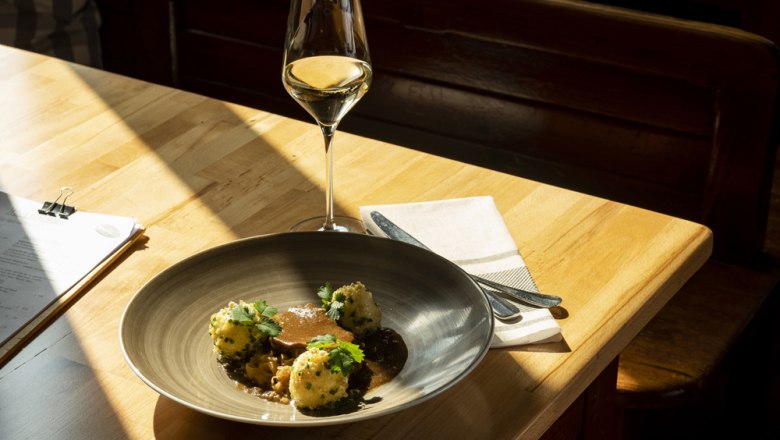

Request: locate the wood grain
(0, 45), (711, 439)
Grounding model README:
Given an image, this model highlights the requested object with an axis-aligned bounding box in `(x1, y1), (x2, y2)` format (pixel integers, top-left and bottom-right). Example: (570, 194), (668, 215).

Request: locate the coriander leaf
(307, 335), (364, 376)
(327, 347), (354, 375)
(229, 304), (255, 325)
(308, 334), (338, 349)
(340, 340), (365, 364)
(327, 343), (365, 375)
(256, 316), (282, 337)
(326, 299), (344, 321)
(253, 300), (277, 318)
(318, 282), (345, 321)
(317, 282), (334, 302)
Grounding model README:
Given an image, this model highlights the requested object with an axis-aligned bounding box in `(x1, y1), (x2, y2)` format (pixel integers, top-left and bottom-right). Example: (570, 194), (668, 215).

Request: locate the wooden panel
(366, 19), (717, 136)
(357, 74), (713, 188)
(585, 0), (780, 46)
(179, 0), (288, 45)
(394, 0), (779, 90)
(95, 0), (173, 84)
(178, 31), (285, 99)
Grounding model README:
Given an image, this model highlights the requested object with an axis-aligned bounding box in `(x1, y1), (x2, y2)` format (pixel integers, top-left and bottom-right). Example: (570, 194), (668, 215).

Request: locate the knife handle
(474, 275), (562, 308)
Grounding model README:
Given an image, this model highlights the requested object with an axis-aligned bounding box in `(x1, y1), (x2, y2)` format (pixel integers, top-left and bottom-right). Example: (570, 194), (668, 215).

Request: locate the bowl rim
(119, 231), (494, 426)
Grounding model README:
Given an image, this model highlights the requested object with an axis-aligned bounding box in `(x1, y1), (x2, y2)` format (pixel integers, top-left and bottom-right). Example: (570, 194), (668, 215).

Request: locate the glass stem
(320, 123), (337, 231)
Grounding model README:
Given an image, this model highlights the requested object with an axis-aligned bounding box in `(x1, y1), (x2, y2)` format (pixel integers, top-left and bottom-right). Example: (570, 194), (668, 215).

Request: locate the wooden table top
(0, 45), (712, 439)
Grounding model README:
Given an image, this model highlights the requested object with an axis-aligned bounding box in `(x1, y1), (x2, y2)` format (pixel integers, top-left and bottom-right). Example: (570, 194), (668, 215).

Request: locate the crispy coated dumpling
(209, 301), (265, 360)
(289, 347), (349, 409)
(333, 282), (382, 336)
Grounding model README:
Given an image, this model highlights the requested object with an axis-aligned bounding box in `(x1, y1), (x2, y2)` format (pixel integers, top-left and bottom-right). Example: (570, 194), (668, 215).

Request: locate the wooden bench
(95, 0), (780, 436)
(584, 0), (780, 48)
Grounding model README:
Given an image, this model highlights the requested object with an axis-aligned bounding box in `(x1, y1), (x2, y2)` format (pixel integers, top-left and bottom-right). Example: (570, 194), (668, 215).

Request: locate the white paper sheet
(0, 192), (141, 345)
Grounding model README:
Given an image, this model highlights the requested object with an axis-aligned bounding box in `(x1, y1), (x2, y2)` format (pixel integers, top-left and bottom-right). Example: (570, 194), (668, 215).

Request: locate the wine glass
(282, 0), (372, 232)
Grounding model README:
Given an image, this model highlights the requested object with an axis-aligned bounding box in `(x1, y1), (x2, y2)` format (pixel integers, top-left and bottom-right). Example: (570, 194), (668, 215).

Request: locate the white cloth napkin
(360, 196), (562, 348)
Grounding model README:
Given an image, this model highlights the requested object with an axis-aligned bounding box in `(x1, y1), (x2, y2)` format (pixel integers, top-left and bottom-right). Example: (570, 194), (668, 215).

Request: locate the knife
(369, 211), (520, 319)
(370, 211), (562, 309)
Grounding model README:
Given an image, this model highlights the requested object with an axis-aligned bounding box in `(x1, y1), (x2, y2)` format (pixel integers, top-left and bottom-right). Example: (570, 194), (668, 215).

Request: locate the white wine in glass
(282, 0), (372, 232)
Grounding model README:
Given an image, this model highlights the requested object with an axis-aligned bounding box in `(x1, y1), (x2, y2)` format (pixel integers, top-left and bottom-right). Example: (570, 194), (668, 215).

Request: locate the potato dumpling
(334, 282), (381, 336)
(289, 347), (349, 409)
(209, 300), (264, 360)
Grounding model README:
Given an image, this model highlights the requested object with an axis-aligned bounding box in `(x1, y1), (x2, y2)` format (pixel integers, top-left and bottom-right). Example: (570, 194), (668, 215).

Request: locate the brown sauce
(271, 303), (354, 350)
(236, 383), (290, 405)
(224, 303), (408, 414)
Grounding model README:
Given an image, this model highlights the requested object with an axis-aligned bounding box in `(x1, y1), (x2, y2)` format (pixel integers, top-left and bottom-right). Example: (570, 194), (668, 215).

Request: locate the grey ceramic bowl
(120, 232), (493, 426)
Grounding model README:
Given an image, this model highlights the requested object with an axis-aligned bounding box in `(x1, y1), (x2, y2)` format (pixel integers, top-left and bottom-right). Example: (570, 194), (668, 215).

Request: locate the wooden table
(0, 45), (712, 439)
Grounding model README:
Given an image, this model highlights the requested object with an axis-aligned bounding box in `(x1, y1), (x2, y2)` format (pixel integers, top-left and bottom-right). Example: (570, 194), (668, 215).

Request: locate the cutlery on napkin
(359, 196), (562, 347)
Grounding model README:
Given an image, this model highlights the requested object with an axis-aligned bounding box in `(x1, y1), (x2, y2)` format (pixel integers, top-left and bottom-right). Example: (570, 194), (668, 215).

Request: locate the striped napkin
(359, 196), (561, 347)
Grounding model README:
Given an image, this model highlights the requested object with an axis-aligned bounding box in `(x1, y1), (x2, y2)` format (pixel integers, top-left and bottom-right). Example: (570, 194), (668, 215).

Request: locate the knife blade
(370, 211), (562, 309)
(370, 211), (433, 251)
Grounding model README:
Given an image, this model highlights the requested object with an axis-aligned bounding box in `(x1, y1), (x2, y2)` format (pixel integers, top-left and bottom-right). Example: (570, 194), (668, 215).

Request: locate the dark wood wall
(587, 0), (780, 45)
(96, 0), (172, 83)
(95, 0), (780, 265)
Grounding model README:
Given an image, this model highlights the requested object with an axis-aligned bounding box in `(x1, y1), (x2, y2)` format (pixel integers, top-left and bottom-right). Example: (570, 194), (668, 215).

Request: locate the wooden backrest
(167, 0), (780, 264)
(583, 0), (780, 45)
(345, 0), (780, 265)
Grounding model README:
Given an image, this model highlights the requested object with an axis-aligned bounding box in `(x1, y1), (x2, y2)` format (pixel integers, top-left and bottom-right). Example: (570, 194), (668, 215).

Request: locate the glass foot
(290, 215), (365, 233)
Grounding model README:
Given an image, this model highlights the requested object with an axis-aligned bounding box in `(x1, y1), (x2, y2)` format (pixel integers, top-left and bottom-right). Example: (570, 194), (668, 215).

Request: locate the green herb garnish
(317, 282), (334, 303)
(228, 300), (281, 337)
(256, 316), (282, 337)
(317, 282), (345, 321)
(229, 304), (255, 325)
(253, 300), (277, 318)
(307, 334), (364, 375)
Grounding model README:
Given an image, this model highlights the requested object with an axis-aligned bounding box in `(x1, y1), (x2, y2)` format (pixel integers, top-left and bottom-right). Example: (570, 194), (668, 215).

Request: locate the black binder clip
(38, 187), (77, 219)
